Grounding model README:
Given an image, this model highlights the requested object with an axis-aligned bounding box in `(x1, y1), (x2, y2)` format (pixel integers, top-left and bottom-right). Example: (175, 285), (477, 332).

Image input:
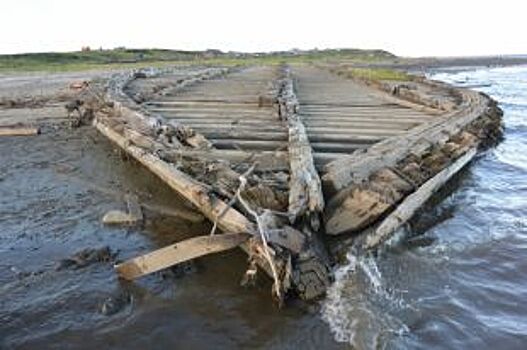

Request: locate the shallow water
(322, 65), (527, 349)
(2, 65), (527, 349)
(0, 128), (340, 350)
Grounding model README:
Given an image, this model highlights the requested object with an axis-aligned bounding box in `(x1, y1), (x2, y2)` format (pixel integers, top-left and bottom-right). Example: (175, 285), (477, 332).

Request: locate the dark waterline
(2, 65), (527, 349)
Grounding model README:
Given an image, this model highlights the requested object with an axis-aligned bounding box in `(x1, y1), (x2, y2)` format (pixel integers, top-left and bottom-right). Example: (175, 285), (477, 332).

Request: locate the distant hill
(0, 48), (397, 72)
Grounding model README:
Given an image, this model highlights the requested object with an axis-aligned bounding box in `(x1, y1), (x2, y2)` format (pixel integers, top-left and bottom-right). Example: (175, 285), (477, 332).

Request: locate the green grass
(0, 48), (397, 73)
(336, 67), (411, 81)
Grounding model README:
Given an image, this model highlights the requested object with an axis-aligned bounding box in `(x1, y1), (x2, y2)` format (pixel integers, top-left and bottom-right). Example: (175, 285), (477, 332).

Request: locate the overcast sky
(0, 0), (525, 56)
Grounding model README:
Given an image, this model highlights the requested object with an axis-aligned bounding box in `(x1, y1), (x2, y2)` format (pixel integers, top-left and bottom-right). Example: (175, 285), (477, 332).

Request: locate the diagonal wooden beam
(364, 147), (477, 249)
(116, 232), (249, 280)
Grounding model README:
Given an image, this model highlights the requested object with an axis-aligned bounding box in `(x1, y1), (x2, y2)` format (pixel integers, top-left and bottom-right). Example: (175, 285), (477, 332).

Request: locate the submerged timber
(67, 62), (502, 303)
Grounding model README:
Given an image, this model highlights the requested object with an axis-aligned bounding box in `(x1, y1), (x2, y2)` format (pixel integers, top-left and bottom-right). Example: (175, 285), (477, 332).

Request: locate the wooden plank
(364, 147), (477, 249)
(148, 108), (274, 115)
(192, 125), (402, 137)
(304, 127), (405, 136)
(308, 134), (384, 143)
(311, 142), (369, 152)
(211, 139), (288, 150)
(191, 124), (286, 132)
(324, 168), (414, 235)
(197, 130), (288, 141)
(154, 112), (279, 120)
(94, 119), (254, 235)
(163, 118), (417, 129)
(0, 126), (40, 136)
(116, 232), (249, 280)
(300, 109), (434, 116)
(146, 100), (260, 106)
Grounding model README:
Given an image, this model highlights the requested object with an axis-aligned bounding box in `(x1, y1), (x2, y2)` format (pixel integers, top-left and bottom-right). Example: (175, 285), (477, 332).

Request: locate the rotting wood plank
(145, 100), (266, 106)
(211, 139), (288, 151)
(94, 120), (253, 234)
(322, 85), (502, 236)
(196, 130), (288, 141)
(192, 125), (403, 137)
(160, 118), (418, 129)
(278, 66), (324, 230)
(160, 148), (290, 171)
(322, 89), (494, 194)
(160, 148), (342, 171)
(364, 147), (477, 249)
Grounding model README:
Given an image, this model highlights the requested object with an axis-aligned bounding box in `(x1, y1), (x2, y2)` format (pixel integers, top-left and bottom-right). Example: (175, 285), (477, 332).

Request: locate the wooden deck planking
(142, 65), (439, 163)
(291, 65), (439, 158)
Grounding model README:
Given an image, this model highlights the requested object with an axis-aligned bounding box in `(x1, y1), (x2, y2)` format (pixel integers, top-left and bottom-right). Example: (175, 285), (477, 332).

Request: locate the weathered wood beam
(195, 130), (288, 141)
(0, 125), (40, 136)
(94, 116), (286, 279)
(278, 66), (324, 230)
(94, 119), (254, 234)
(322, 84), (502, 236)
(364, 147), (477, 249)
(116, 232), (250, 280)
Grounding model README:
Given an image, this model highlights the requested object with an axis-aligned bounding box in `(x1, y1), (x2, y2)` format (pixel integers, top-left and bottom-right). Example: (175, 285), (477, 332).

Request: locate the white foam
(321, 253), (411, 347)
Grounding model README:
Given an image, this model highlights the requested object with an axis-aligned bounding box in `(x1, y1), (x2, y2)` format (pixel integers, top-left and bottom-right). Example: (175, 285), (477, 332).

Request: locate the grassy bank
(330, 66), (412, 82)
(0, 48), (396, 73)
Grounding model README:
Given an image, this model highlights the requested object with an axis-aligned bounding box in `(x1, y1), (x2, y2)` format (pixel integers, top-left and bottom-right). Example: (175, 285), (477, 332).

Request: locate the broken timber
(364, 146), (477, 249)
(83, 63), (503, 303)
(92, 66), (330, 303)
(278, 66), (325, 230)
(322, 74), (503, 237)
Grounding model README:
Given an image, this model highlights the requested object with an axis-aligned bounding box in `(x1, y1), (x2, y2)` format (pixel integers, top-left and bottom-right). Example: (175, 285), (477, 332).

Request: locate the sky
(0, 0), (525, 57)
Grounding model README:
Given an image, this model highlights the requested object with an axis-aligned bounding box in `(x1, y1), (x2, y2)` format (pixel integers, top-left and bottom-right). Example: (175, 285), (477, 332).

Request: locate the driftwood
(116, 232), (250, 280)
(364, 147), (477, 249)
(0, 125), (40, 136)
(278, 67), (324, 229)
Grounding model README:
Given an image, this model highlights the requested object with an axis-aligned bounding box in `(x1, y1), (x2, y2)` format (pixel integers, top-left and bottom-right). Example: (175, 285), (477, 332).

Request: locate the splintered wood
(278, 66), (324, 230)
(364, 147), (478, 249)
(93, 66), (331, 303)
(87, 64), (502, 303)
